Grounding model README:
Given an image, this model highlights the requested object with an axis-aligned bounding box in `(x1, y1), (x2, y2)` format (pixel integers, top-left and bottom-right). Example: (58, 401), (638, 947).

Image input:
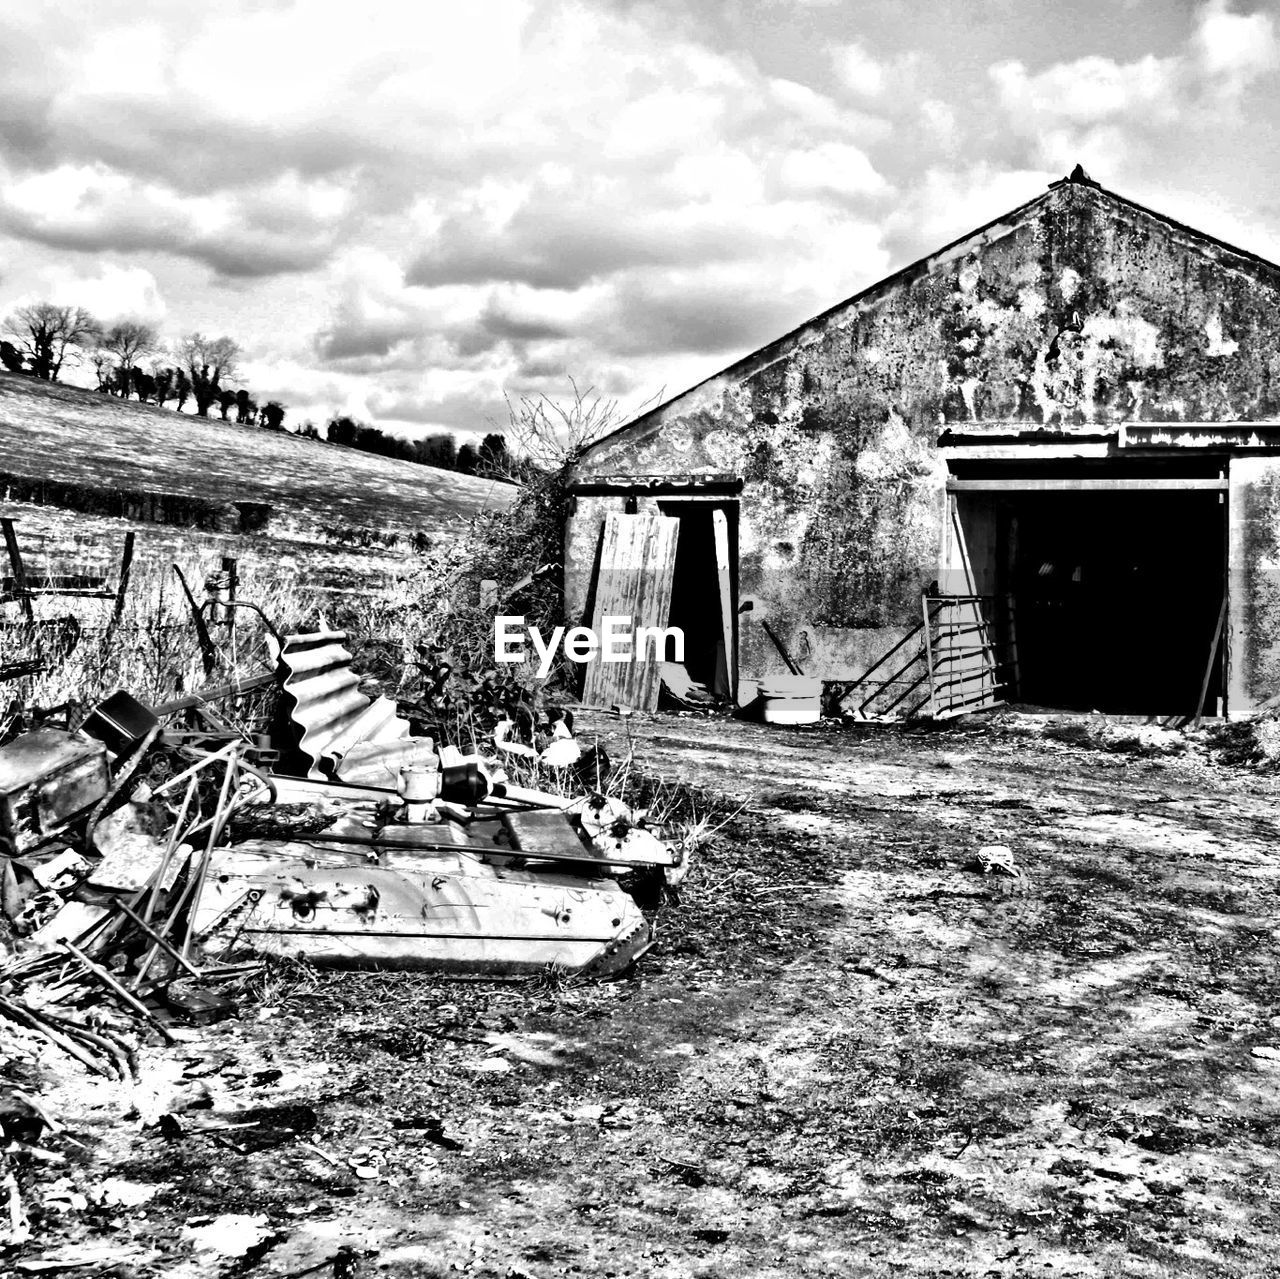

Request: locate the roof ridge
(578, 171), (1280, 459)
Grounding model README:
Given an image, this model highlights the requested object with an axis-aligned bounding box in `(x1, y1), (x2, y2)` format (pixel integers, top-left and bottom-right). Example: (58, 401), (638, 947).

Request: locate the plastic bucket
(759, 675), (822, 725)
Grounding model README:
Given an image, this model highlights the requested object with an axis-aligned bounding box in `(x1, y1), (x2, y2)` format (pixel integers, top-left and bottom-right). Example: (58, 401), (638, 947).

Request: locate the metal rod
(60, 941), (175, 1043)
(151, 671), (276, 717)
(112, 899), (203, 981)
(142, 774), (199, 925)
(173, 563), (218, 678)
(180, 750), (239, 960)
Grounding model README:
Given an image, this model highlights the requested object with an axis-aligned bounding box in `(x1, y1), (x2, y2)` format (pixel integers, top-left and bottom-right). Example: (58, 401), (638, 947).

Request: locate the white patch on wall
(796, 432), (838, 489)
(854, 413), (946, 486)
(1017, 287), (1047, 318)
(1059, 267), (1082, 301)
(666, 424), (694, 453)
(958, 260), (981, 294)
(702, 428), (745, 471)
(1082, 309), (1163, 369)
(1204, 314), (1239, 357)
(761, 510), (810, 570)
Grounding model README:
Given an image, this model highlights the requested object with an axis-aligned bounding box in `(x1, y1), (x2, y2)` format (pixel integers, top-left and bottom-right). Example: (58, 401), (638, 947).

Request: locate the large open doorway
(1007, 491), (1225, 713)
(947, 472), (1228, 716)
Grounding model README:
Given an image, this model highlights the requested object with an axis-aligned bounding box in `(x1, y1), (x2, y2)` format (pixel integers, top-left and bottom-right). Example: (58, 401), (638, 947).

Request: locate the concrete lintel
(1120, 422), (1280, 449)
(939, 443), (1116, 461)
(946, 477), (1228, 492)
(569, 473), (742, 495)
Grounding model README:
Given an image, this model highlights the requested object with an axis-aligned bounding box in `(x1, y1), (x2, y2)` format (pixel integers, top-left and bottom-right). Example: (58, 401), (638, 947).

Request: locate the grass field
(0, 371), (513, 599)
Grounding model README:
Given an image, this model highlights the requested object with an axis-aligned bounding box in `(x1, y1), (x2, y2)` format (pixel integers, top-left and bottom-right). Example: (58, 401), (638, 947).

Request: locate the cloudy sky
(1, 0), (1277, 440)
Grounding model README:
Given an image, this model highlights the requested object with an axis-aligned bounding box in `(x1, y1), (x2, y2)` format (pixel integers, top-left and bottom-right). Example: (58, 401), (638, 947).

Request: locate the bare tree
(496, 376), (657, 475)
(2, 303), (99, 381)
(175, 333), (240, 417)
(98, 320), (159, 397)
(90, 351), (114, 392)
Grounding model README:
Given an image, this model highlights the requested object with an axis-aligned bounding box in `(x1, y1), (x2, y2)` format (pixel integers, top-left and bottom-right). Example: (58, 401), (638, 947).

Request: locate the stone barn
(564, 168), (1280, 720)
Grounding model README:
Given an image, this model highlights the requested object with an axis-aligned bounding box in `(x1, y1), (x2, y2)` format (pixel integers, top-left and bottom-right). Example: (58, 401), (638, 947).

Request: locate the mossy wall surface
(570, 182), (1280, 685)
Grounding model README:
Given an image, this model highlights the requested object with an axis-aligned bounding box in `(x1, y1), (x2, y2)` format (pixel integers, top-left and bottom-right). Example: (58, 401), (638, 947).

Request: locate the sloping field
(0, 373), (514, 604)
(0, 373), (512, 546)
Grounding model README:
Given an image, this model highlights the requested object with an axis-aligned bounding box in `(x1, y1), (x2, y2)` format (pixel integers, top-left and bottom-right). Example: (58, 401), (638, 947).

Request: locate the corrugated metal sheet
(582, 512), (679, 712)
(278, 631), (409, 778)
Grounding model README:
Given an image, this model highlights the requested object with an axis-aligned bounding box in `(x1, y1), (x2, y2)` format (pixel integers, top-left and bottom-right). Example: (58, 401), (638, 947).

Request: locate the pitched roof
(579, 169), (1280, 459)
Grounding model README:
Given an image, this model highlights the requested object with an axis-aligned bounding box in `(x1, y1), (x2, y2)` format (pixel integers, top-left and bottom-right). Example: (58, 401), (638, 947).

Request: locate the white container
(759, 675), (822, 725)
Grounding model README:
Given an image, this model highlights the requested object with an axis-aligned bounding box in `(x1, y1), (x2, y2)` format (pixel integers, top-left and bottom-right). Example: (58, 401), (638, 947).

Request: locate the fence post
(922, 594), (938, 717)
(2, 519), (34, 623)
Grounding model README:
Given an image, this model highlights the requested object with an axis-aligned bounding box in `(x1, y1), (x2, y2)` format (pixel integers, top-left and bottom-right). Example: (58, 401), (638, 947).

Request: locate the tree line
(1, 300), (517, 477)
(0, 302), (284, 428)
(311, 418), (513, 477)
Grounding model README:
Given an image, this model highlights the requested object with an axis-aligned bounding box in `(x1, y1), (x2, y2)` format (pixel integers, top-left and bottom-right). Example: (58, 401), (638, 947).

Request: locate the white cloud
(1193, 0), (1278, 87)
(989, 53), (1178, 127)
(37, 263), (166, 324)
(988, 2), (1277, 173)
(1, 0), (1274, 440)
(777, 142), (890, 200)
(831, 42), (885, 97)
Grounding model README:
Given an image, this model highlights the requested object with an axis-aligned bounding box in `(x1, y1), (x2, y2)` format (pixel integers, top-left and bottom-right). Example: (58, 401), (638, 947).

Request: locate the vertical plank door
(581, 512), (680, 711)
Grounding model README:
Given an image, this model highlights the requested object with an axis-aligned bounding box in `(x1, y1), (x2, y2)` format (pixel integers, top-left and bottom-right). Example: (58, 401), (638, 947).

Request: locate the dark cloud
(405, 196), (755, 290)
(0, 204), (337, 278)
(313, 315), (422, 362)
(596, 272), (823, 358)
(370, 388), (508, 432)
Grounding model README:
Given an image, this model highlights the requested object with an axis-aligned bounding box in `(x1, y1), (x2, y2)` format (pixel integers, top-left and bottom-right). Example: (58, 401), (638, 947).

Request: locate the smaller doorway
(657, 501), (738, 698)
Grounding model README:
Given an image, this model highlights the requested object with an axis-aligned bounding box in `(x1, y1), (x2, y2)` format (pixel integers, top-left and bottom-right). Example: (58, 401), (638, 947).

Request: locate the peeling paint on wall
(569, 177), (1280, 690)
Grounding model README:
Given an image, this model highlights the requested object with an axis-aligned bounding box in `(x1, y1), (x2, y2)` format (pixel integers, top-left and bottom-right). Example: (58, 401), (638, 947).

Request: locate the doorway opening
(657, 500), (738, 698)
(949, 480), (1227, 716)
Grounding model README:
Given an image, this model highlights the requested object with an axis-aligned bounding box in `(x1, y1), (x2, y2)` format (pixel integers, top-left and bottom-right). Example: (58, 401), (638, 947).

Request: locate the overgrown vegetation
(327, 380), (634, 747)
(2, 553), (319, 737)
(2, 380), (634, 753)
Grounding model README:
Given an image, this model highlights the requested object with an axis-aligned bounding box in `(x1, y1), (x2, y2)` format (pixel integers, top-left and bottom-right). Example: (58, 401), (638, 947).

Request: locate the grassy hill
(0, 372), (514, 597)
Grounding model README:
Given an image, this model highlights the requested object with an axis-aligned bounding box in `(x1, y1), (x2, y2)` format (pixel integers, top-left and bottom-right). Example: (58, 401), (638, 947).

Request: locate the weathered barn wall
(570, 176), (1280, 691)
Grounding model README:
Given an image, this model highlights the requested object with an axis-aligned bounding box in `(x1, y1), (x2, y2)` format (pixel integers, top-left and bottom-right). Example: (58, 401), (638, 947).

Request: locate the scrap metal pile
(0, 630), (689, 1078)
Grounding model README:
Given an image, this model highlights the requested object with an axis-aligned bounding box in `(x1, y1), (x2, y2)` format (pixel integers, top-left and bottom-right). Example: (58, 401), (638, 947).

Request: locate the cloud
(830, 42), (886, 97)
(0, 164), (350, 278)
(48, 264), (167, 324)
(1193, 0), (1278, 89)
(1, 0), (1273, 445)
(989, 2), (1277, 172)
(777, 142), (890, 200)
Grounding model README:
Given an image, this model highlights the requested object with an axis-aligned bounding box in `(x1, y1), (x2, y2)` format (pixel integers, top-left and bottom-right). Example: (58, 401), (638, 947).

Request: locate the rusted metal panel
(277, 631), (408, 778)
(0, 730), (110, 855)
(193, 843), (652, 978)
(581, 512), (679, 711)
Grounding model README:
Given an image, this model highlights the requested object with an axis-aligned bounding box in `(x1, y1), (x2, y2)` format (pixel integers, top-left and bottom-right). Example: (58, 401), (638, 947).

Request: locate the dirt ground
(9, 710), (1280, 1277)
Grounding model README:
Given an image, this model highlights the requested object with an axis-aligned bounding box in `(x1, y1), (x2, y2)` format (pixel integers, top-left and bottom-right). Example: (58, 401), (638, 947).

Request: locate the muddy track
(15, 712), (1280, 1277)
